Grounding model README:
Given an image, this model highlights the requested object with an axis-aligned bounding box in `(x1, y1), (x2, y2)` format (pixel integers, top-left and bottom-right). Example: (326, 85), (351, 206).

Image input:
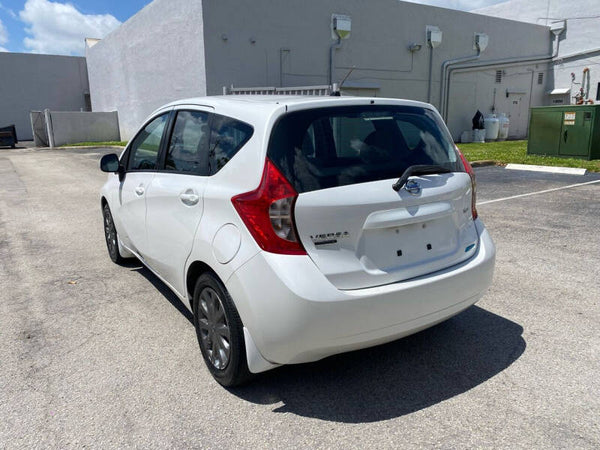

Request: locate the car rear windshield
(267, 105), (463, 193)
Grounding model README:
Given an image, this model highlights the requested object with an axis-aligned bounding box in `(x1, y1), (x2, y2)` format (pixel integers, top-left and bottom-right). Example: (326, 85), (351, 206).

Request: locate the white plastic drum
(497, 113), (510, 141)
(484, 114), (500, 141)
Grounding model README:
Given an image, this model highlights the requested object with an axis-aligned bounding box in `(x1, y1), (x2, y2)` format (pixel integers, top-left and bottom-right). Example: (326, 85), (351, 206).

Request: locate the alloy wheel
(197, 287), (231, 370)
(103, 207), (118, 259)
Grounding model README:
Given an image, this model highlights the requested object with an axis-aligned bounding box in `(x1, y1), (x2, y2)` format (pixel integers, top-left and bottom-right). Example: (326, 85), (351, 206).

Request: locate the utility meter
(332, 14), (351, 40)
(426, 25), (442, 48)
(474, 33), (489, 52)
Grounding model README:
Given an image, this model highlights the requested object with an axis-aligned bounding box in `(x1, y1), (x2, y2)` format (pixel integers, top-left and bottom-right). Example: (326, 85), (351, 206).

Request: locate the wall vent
(495, 70), (502, 83)
(537, 72), (544, 85)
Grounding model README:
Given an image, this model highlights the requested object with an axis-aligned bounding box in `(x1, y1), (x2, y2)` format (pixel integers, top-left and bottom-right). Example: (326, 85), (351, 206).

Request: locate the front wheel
(102, 203), (128, 264)
(193, 273), (250, 387)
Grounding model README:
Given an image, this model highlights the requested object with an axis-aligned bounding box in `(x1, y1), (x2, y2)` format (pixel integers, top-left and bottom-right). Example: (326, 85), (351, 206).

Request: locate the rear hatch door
(294, 173), (477, 289)
(268, 103), (478, 290)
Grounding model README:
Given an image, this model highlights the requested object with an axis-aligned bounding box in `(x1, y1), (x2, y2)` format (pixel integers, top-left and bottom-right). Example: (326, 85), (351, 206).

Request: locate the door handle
(135, 185), (145, 196)
(564, 129), (568, 143)
(180, 190), (199, 206)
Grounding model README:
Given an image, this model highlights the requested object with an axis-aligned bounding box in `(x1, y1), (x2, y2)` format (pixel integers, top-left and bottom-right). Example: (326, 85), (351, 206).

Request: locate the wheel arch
(186, 260), (219, 310)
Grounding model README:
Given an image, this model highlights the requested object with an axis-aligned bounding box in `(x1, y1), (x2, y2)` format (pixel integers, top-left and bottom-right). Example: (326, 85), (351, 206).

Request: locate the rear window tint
(208, 114), (253, 175)
(267, 105), (463, 193)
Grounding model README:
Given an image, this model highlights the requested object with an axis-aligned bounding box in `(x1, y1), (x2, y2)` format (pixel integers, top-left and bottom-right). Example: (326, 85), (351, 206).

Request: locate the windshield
(267, 105), (463, 193)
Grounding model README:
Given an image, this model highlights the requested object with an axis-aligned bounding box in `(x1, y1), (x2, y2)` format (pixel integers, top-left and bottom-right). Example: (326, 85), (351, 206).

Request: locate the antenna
(330, 66), (355, 96)
(339, 66), (355, 88)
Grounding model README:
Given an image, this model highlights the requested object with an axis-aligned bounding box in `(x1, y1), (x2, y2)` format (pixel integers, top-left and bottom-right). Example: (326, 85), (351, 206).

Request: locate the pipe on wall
(441, 30), (564, 121)
(279, 48), (290, 87)
(553, 47), (600, 62)
(427, 46), (434, 103)
(328, 37), (342, 86)
(443, 52), (556, 121)
(439, 50), (481, 120)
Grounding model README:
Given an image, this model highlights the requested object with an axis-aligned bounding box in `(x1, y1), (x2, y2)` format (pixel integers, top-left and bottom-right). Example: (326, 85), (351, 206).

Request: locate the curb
(505, 163), (588, 175)
(57, 145), (125, 150)
(470, 160), (503, 167)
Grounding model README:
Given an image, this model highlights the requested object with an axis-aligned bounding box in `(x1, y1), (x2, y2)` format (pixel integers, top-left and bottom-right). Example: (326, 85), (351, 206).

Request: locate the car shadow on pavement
(128, 263), (194, 324)
(230, 306), (525, 423)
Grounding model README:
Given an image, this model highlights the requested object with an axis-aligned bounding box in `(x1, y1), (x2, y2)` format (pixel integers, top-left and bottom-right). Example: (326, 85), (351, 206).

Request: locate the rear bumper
(226, 219), (495, 369)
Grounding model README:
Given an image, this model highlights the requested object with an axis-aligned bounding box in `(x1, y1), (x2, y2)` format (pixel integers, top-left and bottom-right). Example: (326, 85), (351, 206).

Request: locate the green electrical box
(528, 105), (600, 160)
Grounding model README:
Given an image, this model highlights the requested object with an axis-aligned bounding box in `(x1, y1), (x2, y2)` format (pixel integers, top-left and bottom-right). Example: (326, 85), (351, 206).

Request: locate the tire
(193, 273), (251, 387)
(102, 203), (126, 264)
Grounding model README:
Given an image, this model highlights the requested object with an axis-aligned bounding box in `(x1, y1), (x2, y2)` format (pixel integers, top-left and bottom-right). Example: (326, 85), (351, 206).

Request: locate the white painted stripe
(477, 179), (600, 206)
(505, 163), (587, 175)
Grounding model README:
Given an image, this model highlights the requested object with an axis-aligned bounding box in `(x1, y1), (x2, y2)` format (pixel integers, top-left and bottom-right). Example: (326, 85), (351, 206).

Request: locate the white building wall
(474, 0), (600, 105)
(87, 0), (553, 140)
(86, 0), (207, 139)
(202, 0), (552, 139)
(449, 64), (550, 139)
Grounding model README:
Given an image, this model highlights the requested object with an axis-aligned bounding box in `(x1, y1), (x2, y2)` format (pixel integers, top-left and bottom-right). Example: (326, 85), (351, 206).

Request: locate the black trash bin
(0, 125), (18, 148)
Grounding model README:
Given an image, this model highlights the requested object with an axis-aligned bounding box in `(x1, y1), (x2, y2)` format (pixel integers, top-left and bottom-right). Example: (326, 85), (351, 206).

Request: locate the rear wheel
(102, 203), (127, 264)
(193, 273), (250, 387)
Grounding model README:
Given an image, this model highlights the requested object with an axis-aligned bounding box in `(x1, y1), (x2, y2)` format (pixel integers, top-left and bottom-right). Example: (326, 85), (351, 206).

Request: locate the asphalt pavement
(1, 147), (599, 448)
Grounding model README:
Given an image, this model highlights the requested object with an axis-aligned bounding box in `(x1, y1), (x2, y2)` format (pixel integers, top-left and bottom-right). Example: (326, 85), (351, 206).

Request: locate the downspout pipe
(439, 50), (481, 119)
(553, 46), (600, 62)
(329, 37), (342, 86)
(442, 32), (563, 121)
(427, 46), (434, 103)
(444, 50), (559, 121)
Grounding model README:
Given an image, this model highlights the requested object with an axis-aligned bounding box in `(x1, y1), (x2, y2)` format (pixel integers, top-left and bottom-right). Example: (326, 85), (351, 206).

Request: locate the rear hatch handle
(392, 165), (452, 192)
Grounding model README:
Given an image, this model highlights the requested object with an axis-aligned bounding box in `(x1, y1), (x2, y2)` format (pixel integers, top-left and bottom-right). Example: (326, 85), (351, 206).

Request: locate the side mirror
(100, 153), (121, 173)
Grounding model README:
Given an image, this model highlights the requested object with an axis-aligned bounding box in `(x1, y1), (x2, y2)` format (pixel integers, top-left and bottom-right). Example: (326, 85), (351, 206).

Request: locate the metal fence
(29, 109), (119, 147)
(30, 111), (49, 147)
(223, 84), (334, 96)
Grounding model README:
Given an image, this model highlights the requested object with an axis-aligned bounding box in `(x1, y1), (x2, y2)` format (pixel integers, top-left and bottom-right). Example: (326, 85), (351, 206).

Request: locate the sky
(0, 0), (508, 56)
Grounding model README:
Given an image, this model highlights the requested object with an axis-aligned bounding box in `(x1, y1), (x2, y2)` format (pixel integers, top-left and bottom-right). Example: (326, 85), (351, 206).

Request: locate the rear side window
(208, 114), (253, 175)
(166, 111), (210, 175)
(268, 105), (462, 193)
(128, 113), (168, 171)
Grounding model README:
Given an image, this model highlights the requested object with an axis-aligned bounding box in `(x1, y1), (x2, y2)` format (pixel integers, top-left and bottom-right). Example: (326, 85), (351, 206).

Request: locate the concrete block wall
(0, 53), (89, 141)
(46, 111), (120, 147)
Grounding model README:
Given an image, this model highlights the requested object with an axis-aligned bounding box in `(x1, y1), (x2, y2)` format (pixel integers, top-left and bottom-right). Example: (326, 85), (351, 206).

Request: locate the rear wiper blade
(392, 165), (452, 192)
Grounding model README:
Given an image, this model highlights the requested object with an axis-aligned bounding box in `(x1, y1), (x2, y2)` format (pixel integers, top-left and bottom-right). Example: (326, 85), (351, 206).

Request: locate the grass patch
(61, 141), (127, 147)
(458, 140), (600, 172)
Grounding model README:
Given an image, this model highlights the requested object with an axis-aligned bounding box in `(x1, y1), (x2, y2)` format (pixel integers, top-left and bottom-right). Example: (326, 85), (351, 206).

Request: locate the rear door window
(207, 114), (253, 175)
(267, 105), (462, 193)
(165, 110), (210, 175)
(127, 113), (168, 171)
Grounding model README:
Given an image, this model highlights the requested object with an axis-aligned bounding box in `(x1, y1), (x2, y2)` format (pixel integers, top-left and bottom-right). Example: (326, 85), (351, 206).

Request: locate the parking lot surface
(1, 147), (599, 448)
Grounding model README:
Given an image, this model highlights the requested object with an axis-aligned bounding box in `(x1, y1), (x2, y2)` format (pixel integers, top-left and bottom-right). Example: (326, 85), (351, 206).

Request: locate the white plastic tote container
(484, 114), (500, 141)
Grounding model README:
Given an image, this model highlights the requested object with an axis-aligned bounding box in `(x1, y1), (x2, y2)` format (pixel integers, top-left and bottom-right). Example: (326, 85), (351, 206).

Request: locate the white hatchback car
(100, 96), (495, 386)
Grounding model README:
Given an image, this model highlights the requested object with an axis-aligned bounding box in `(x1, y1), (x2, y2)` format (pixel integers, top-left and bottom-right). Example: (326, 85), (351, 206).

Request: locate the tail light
(232, 159), (306, 255)
(456, 147), (478, 220)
